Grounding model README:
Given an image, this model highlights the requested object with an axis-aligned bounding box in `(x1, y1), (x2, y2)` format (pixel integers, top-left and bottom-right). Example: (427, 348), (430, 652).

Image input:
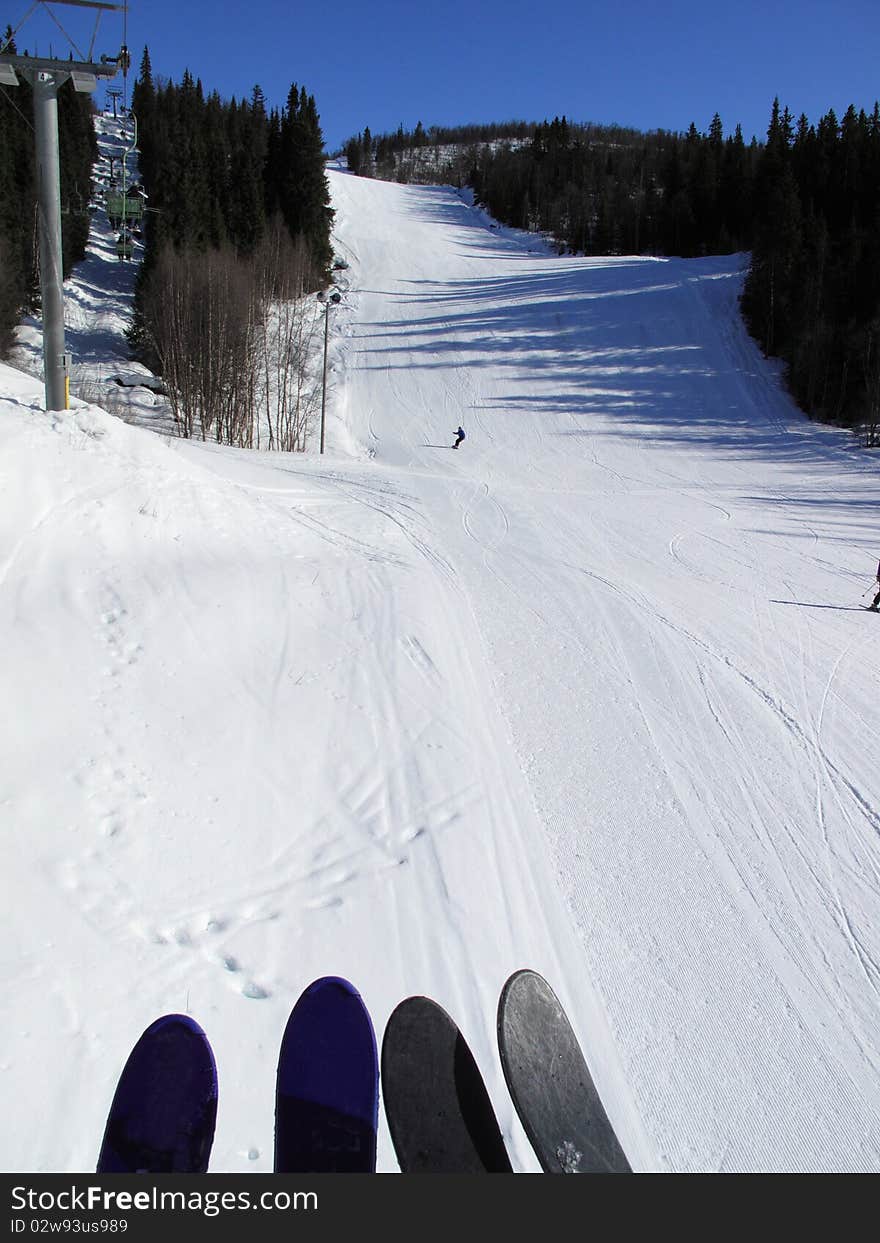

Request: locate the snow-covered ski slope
(2, 167), (880, 1173)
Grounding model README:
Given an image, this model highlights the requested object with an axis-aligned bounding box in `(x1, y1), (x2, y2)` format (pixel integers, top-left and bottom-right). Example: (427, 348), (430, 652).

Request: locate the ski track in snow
(2, 144), (880, 1172)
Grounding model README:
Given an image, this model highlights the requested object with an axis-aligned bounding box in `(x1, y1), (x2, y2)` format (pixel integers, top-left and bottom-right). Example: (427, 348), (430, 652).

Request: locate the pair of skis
(97, 976), (376, 1174)
(97, 970), (629, 1174)
(383, 970), (630, 1173)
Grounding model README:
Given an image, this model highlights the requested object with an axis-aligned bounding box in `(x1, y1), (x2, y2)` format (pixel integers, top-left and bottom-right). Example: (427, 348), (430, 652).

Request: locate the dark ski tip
(382, 995), (512, 1173)
(97, 1013), (218, 1174)
(498, 969), (631, 1174)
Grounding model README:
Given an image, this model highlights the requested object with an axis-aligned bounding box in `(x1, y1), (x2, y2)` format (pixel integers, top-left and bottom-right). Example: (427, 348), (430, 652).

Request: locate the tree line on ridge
(345, 104), (880, 445)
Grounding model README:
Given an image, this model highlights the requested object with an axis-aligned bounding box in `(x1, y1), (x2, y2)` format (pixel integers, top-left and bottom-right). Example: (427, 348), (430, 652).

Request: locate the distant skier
(870, 560), (880, 611)
(453, 426), (465, 449)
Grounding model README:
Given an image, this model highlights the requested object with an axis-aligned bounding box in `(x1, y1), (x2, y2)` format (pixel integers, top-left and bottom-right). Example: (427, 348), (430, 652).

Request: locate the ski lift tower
(106, 85), (123, 118)
(0, 2), (126, 411)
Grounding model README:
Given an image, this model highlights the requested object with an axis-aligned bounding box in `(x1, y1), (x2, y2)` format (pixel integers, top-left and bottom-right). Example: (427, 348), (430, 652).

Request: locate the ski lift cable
(0, 82), (35, 132)
(120, 0), (127, 109)
(38, 1), (89, 63)
(85, 2), (103, 59)
(0, 2), (42, 55)
(1, 6), (41, 133)
(121, 0), (129, 214)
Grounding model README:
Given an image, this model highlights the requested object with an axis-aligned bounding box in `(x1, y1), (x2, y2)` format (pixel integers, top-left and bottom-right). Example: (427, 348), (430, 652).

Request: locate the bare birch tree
(252, 220), (324, 452)
(139, 228), (325, 451)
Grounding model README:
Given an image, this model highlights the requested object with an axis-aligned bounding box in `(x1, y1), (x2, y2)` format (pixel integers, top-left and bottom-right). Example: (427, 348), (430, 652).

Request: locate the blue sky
(5, 1), (880, 151)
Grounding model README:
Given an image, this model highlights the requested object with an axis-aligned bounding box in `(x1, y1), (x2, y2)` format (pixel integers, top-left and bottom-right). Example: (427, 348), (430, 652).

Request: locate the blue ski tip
(97, 1014), (218, 1174)
(275, 976), (379, 1173)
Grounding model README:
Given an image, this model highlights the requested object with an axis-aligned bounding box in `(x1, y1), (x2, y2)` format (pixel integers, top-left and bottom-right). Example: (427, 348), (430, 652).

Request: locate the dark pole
(320, 302), (329, 454)
(33, 72), (68, 411)
(318, 291), (340, 455)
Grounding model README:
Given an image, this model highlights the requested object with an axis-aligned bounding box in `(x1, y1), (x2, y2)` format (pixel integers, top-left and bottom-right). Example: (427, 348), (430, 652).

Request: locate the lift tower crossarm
(0, 53), (119, 78)
(42, 2), (127, 10)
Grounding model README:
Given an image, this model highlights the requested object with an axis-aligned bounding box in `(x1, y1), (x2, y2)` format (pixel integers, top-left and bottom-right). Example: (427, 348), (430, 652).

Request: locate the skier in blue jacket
(453, 426), (465, 449)
(871, 560), (880, 610)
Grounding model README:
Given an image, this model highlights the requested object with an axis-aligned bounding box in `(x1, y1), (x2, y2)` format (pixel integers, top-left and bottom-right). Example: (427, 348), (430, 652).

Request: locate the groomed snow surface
(3, 163), (880, 1174)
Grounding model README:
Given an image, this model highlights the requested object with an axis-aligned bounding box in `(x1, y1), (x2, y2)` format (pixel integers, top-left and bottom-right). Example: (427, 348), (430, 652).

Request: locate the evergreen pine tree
(277, 84), (332, 278)
(0, 27), (35, 352)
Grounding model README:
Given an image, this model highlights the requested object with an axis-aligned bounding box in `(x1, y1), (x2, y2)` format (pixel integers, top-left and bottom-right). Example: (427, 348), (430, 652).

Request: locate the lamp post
(317, 290), (341, 454)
